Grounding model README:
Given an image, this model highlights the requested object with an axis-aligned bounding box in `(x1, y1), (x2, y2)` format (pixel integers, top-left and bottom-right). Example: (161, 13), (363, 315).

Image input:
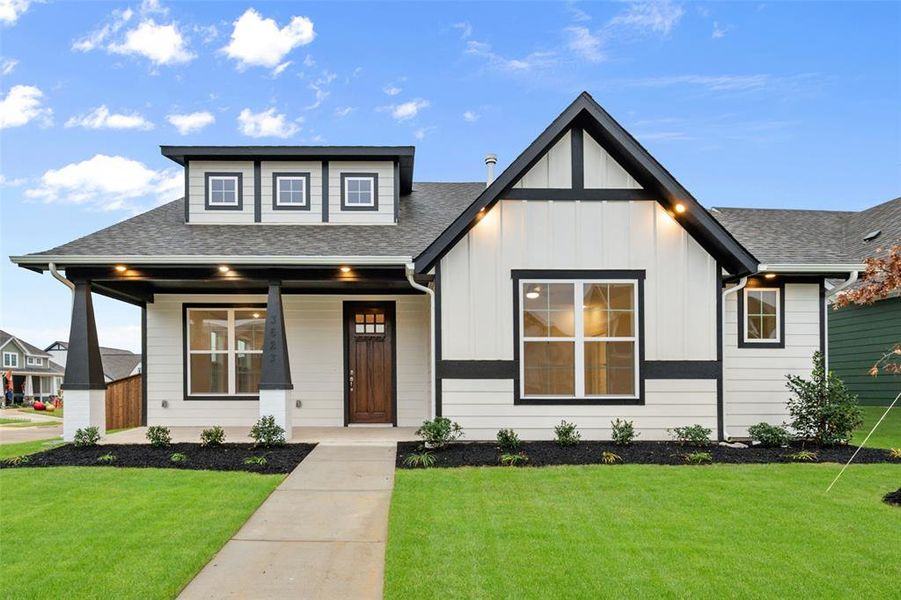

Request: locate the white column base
(63, 389), (106, 442)
(259, 388), (293, 442)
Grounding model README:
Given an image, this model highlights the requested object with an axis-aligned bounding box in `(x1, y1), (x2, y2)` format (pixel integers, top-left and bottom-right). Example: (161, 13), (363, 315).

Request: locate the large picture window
(186, 307), (266, 398)
(743, 288), (781, 343)
(519, 279), (639, 400)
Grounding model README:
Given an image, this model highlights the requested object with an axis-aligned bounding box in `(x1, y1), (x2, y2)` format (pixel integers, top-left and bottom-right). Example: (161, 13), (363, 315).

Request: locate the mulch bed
(884, 489), (901, 507)
(0, 443), (316, 474)
(396, 441), (900, 469)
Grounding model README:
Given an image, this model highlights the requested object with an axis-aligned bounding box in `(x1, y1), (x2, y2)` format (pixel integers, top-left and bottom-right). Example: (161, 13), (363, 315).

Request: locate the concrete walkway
(0, 409), (63, 444)
(178, 442), (397, 599)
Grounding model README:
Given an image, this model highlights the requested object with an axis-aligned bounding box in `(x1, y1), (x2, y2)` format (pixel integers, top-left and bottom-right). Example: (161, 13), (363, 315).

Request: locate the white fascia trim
(757, 263), (866, 273)
(11, 255), (414, 267)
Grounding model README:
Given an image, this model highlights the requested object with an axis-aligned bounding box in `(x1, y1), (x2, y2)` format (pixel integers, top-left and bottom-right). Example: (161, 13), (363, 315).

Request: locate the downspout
(721, 276), (748, 440)
(405, 263), (436, 419)
(826, 271), (859, 300)
(49, 262), (75, 292)
(824, 271), (859, 372)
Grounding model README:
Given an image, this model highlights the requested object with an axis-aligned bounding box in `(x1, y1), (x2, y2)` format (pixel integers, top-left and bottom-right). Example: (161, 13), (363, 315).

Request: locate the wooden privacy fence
(106, 374), (143, 430)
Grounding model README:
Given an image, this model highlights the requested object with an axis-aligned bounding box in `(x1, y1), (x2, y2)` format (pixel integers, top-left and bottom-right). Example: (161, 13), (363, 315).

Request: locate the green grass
(0, 467), (282, 599)
(0, 438), (64, 460)
(0, 420), (61, 428)
(0, 418), (27, 425)
(853, 405), (900, 449)
(386, 465), (901, 599)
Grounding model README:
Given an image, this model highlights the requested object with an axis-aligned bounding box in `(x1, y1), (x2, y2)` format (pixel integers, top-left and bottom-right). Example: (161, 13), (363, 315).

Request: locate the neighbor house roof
(0, 330), (52, 357)
(712, 197), (900, 265)
(101, 352), (141, 381)
(15, 182), (484, 265)
(0, 330), (65, 374)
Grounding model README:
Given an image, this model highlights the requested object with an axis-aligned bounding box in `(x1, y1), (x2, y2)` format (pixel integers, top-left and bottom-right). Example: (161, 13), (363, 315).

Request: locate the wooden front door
(344, 301), (396, 425)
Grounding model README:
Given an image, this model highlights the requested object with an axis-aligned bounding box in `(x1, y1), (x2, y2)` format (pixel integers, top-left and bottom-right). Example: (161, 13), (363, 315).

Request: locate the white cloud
(334, 106), (354, 118)
(0, 84), (52, 129)
(383, 85), (402, 96)
(305, 70), (336, 110)
(610, 1), (684, 35)
(221, 8), (315, 69)
(565, 26), (604, 62)
(630, 74), (771, 91)
(166, 111), (215, 134)
(25, 154), (182, 211)
(452, 21), (472, 39)
(271, 61), (291, 76)
(463, 110), (479, 122)
(465, 40), (556, 73)
(711, 21), (731, 39)
(237, 107), (300, 138)
(303, 54), (315, 67)
(388, 98), (429, 122)
(1, 57), (18, 75)
(0, 0), (34, 26)
(72, 7), (133, 52)
(193, 23), (218, 44)
(0, 174), (27, 186)
(65, 105), (154, 130)
(108, 19), (194, 65)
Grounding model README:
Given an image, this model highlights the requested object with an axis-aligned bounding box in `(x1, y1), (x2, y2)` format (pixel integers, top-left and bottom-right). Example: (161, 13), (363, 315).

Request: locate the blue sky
(1, 0), (899, 352)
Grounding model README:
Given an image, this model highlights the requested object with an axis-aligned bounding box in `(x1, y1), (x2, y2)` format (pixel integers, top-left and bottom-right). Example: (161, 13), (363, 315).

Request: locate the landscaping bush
(404, 450), (437, 468)
(200, 426), (226, 447)
(785, 450), (817, 462)
(416, 417), (463, 449)
(748, 422), (791, 447)
(96, 453), (116, 464)
(146, 426), (172, 448)
(786, 351), (862, 446)
(496, 428), (520, 452)
(890, 448), (901, 460)
(250, 416), (286, 447)
(610, 418), (637, 445)
(73, 426), (101, 448)
(499, 452), (528, 466)
(243, 455), (268, 466)
(669, 424), (712, 446)
(169, 452), (188, 464)
(554, 420), (581, 446)
(601, 451), (622, 464)
(683, 451), (712, 464)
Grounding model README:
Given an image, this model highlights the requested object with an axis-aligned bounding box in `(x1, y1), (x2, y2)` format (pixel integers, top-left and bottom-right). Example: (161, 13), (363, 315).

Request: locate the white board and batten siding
(328, 160), (396, 224)
(187, 161), (255, 224)
(146, 294), (430, 427)
(724, 284), (822, 437)
(260, 160), (323, 224)
(439, 199), (720, 440)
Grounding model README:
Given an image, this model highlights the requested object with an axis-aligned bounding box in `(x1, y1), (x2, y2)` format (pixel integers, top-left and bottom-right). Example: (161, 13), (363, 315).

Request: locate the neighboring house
(45, 341), (142, 383)
(0, 330), (64, 403)
(10, 93), (865, 442)
(713, 197), (901, 406)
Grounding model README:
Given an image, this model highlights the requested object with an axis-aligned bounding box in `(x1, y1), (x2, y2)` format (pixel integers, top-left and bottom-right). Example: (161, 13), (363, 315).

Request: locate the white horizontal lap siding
(146, 293), (429, 428)
(260, 161), (322, 223)
(328, 160), (395, 224)
(442, 379), (717, 440)
(188, 160), (255, 224)
(724, 283), (822, 436)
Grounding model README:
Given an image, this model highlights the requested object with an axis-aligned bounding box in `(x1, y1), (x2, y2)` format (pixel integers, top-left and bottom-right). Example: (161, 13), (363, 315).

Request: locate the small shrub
(496, 428), (521, 452)
(786, 351), (862, 445)
(200, 426), (226, 447)
(170, 452), (188, 464)
(415, 417), (463, 449)
(554, 420), (581, 447)
(785, 450), (817, 462)
(683, 451), (712, 464)
(889, 448), (901, 459)
(2, 455), (30, 466)
(748, 422), (791, 447)
(250, 416), (286, 447)
(243, 455), (268, 466)
(499, 452), (529, 466)
(96, 453), (116, 464)
(403, 450), (437, 468)
(73, 426), (101, 448)
(610, 418), (637, 446)
(601, 451), (622, 464)
(669, 425), (712, 446)
(146, 426), (172, 448)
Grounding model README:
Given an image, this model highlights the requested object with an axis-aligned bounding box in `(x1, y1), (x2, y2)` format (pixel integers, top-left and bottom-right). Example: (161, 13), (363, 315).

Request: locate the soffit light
(114, 265), (127, 272)
(764, 273), (776, 279)
(340, 266), (352, 273)
(674, 203), (686, 214)
(218, 265), (230, 273)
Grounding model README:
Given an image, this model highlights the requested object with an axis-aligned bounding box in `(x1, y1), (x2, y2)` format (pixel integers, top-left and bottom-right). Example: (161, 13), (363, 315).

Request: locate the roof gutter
(13, 255), (414, 269)
(758, 263), (866, 273)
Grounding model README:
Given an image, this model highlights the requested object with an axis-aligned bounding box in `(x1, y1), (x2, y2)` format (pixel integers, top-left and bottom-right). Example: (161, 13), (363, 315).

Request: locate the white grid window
(26, 356), (43, 366)
(520, 280), (639, 399)
(276, 176), (307, 206)
(344, 177), (374, 206)
(208, 176), (239, 206)
(187, 308), (266, 396)
(744, 288), (781, 342)
(3, 352), (18, 368)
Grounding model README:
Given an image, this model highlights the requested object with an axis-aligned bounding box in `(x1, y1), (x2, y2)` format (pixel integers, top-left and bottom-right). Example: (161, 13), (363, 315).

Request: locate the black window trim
(737, 280), (786, 349)
(512, 269), (646, 406)
(204, 172), (244, 211)
(339, 172), (379, 211)
(272, 172), (312, 211)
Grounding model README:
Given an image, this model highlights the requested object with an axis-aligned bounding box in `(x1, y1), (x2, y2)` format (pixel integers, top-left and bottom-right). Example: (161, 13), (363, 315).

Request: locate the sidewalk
(178, 443), (397, 599)
(0, 409), (63, 444)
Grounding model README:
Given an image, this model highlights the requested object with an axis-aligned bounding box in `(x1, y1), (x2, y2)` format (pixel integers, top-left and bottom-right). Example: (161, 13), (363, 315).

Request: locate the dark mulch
(884, 488), (901, 506)
(0, 443), (316, 474)
(396, 441), (901, 469)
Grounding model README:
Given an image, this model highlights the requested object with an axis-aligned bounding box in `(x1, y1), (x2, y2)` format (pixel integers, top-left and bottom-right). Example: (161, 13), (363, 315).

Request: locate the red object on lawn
(33, 401), (45, 411)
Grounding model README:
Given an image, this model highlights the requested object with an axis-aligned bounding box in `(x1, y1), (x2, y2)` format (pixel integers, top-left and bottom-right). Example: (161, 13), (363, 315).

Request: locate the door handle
(349, 369), (354, 392)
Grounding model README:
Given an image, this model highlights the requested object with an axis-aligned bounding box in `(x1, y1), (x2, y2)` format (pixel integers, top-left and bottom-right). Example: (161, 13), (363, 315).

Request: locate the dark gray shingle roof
(102, 352), (141, 381)
(0, 330), (52, 357)
(712, 197), (900, 264)
(29, 182), (484, 259)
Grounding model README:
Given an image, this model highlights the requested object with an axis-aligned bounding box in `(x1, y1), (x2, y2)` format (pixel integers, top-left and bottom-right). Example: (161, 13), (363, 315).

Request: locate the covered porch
(47, 261), (435, 442)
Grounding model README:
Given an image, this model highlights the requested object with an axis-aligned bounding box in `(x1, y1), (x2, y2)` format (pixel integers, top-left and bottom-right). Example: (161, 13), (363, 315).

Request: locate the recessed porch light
(218, 265), (230, 273)
(764, 273), (776, 279)
(340, 266), (351, 273)
(674, 203), (686, 214)
(114, 265), (127, 272)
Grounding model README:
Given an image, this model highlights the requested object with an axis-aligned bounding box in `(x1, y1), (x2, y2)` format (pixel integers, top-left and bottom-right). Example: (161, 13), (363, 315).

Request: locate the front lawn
(15, 407), (63, 418)
(0, 438), (64, 460)
(853, 405), (899, 449)
(386, 464), (900, 599)
(0, 467), (282, 599)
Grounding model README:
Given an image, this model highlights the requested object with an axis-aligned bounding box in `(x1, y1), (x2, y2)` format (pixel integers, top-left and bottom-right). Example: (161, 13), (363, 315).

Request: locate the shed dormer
(161, 146), (415, 225)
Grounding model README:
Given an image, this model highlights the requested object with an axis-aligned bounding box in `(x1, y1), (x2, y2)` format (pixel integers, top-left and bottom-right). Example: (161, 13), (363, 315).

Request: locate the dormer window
(205, 173), (243, 210)
(273, 173), (310, 210)
(341, 173), (378, 211)
(26, 356), (43, 367)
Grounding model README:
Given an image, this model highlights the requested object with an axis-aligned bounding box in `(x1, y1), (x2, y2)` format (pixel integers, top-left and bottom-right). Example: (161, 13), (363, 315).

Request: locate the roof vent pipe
(484, 154), (497, 187)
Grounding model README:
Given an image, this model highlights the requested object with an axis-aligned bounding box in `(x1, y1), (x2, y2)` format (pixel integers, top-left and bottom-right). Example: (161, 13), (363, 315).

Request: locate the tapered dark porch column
(259, 281), (294, 439)
(63, 280), (107, 441)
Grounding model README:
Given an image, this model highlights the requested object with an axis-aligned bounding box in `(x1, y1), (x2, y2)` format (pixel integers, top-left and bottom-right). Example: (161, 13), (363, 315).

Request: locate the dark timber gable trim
(571, 127), (584, 190)
(253, 161), (262, 222)
(184, 161), (190, 223)
(321, 162), (329, 222)
(413, 92), (759, 276)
